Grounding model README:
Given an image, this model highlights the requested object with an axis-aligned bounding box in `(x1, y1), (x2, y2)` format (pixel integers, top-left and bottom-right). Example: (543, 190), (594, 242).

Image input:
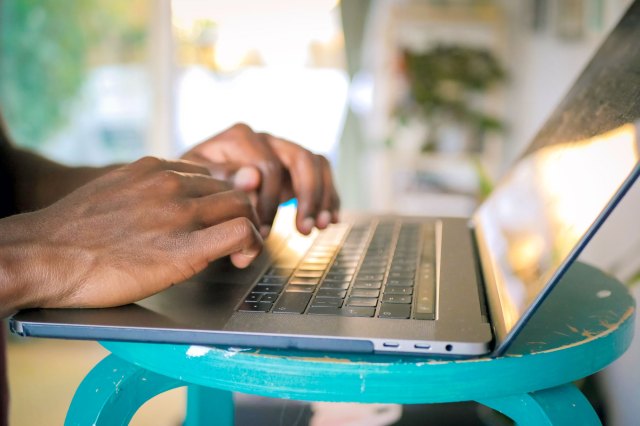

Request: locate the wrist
(0, 211), (65, 316)
(0, 215), (37, 317)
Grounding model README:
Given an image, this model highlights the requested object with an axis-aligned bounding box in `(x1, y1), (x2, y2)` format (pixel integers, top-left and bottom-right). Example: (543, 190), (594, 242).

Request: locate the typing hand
(1, 156), (262, 311)
(182, 123), (340, 236)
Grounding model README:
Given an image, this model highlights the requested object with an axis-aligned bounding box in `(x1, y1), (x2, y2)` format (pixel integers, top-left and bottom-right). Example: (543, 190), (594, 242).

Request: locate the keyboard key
(355, 274), (384, 282)
(311, 298), (343, 307)
(350, 289), (380, 298)
(266, 268), (294, 277)
(382, 294), (412, 304)
(341, 306), (375, 317)
(253, 284), (284, 294)
(308, 306), (341, 316)
(273, 292), (312, 314)
(258, 276), (288, 285)
(347, 297), (378, 307)
(286, 285), (316, 293)
(324, 273), (353, 282)
(299, 263), (327, 271)
(295, 270), (324, 278)
(329, 266), (357, 274)
(332, 260), (359, 268)
(316, 289), (347, 298)
(303, 257), (332, 265)
(388, 271), (415, 279)
(357, 266), (387, 274)
(290, 277), (320, 285)
(414, 312), (435, 320)
(353, 281), (382, 290)
(320, 281), (350, 290)
(378, 304), (411, 319)
(261, 294), (278, 303)
(245, 292), (262, 302)
(386, 279), (413, 287)
(384, 287), (413, 295)
(238, 301), (272, 312)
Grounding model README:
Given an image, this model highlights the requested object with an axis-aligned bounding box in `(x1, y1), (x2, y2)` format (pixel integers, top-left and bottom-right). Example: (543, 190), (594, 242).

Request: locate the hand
(0, 156), (262, 312)
(181, 123), (340, 236)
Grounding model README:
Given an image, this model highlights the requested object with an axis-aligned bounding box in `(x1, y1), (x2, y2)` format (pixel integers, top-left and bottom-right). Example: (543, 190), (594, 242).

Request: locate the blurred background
(1, 0), (639, 425)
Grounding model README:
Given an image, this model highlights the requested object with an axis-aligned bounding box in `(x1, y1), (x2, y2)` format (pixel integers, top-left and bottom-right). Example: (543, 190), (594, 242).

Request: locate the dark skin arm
(0, 122), (340, 318)
(7, 147), (120, 212)
(0, 156), (263, 318)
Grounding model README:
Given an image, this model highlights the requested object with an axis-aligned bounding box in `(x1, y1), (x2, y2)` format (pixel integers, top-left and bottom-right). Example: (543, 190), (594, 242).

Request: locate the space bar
(272, 292), (312, 314)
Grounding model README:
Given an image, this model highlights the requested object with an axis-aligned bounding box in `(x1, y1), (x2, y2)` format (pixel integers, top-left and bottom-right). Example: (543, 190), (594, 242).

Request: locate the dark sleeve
(0, 118), (17, 218)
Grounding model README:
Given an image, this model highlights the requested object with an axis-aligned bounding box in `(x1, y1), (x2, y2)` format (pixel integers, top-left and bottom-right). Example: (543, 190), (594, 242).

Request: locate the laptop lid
(472, 1), (640, 355)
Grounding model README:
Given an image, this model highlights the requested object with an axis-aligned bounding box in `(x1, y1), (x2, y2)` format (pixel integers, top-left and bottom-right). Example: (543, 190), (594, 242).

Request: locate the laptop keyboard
(237, 221), (436, 320)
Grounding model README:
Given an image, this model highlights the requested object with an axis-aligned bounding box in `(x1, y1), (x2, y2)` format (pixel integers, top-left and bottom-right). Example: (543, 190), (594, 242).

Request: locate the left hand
(182, 123), (340, 236)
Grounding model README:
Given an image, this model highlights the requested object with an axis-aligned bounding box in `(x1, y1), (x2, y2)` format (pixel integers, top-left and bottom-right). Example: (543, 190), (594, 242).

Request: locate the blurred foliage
(0, 0), (149, 148)
(400, 45), (507, 153)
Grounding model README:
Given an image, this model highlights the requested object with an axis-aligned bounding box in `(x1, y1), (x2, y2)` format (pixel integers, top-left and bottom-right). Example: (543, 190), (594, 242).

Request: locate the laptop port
(383, 342), (400, 348)
(414, 343), (431, 350)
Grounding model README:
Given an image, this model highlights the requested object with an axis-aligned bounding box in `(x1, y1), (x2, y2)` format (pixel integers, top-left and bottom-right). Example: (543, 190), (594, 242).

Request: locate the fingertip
(298, 217), (315, 235)
(233, 166), (261, 191)
(230, 251), (259, 269)
(316, 210), (331, 229)
(331, 209), (340, 223)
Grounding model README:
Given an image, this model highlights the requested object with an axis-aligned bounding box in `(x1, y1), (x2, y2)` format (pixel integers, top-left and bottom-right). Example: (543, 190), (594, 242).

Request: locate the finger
(232, 166), (262, 192)
(195, 190), (261, 231)
(190, 217), (263, 269)
(316, 155), (341, 228)
(176, 173), (233, 198)
(186, 160), (262, 193)
(253, 133), (285, 232)
(133, 156), (213, 177)
(264, 136), (323, 235)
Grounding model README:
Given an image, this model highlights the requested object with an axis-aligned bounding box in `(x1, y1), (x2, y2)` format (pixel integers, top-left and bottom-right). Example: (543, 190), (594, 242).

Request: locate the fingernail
(317, 210), (331, 228)
(302, 217), (315, 234)
(233, 167), (258, 190)
(260, 225), (271, 238)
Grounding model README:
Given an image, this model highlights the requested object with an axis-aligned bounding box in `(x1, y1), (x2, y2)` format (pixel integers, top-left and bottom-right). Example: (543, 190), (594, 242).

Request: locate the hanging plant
(397, 44), (507, 153)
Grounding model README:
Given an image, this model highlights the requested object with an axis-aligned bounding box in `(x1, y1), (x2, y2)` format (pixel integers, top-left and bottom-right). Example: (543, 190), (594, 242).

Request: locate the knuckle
(228, 122), (254, 138)
(155, 170), (182, 191)
(136, 156), (164, 169)
(293, 149), (315, 168)
(317, 154), (331, 167)
(258, 158), (283, 177)
(182, 197), (200, 217)
(233, 217), (255, 238)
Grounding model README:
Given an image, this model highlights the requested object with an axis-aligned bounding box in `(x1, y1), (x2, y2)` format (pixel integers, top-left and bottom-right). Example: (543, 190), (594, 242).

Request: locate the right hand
(1, 156), (263, 312)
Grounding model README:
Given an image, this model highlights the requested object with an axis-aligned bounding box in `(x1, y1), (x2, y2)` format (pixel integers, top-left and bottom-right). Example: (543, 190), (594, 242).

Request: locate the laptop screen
(471, 1), (640, 346)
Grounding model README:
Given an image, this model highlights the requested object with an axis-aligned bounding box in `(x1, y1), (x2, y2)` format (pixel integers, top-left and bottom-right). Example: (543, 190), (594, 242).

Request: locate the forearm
(8, 148), (119, 211)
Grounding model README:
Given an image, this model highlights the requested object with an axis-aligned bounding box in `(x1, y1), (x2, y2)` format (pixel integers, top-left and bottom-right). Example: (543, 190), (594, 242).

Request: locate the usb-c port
(383, 342), (400, 348)
(414, 343), (431, 350)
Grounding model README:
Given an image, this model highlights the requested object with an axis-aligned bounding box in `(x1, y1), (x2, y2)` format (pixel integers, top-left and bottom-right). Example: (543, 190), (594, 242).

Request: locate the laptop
(10, 2), (640, 357)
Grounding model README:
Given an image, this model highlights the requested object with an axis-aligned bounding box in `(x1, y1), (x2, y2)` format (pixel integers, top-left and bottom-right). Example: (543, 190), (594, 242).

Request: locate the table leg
(65, 354), (183, 426)
(477, 383), (601, 426)
(185, 385), (234, 426)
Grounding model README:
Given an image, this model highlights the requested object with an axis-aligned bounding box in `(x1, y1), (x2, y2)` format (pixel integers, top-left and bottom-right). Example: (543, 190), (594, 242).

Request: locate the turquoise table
(65, 263), (635, 425)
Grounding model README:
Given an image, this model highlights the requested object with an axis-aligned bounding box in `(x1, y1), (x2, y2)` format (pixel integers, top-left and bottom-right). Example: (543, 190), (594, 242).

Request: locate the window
(171, 0), (348, 160)
(0, 0), (153, 165)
